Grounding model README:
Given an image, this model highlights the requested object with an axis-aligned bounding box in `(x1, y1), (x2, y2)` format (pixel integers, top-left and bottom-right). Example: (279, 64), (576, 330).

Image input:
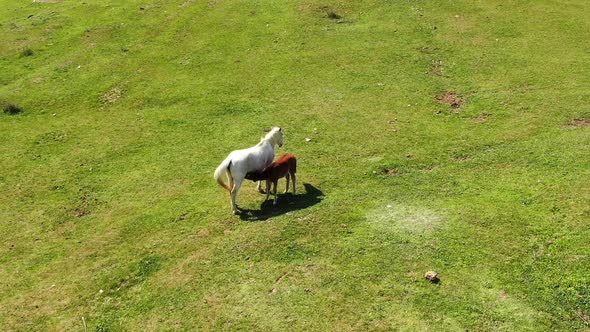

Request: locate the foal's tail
(214, 157), (232, 192)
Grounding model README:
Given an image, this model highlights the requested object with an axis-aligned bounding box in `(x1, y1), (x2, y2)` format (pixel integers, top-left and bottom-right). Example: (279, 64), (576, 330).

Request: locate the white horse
(214, 127), (284, 214)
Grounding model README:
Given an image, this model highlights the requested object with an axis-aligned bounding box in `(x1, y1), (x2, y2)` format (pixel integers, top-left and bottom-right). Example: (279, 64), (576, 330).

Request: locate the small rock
(99, 289), (104, 294)
(305, 138), (312, 142)
(425, 271), (440, 283)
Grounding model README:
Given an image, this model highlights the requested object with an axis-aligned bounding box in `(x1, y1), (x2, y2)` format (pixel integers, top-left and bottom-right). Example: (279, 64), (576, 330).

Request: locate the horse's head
(266, 127), (284, 147)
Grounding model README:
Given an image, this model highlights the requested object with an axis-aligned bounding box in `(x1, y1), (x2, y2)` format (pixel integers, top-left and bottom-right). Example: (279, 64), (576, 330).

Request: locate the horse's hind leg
(230, 177), (244, 214)
(228, 174), (235, 195)
(256, 181), (265, 194)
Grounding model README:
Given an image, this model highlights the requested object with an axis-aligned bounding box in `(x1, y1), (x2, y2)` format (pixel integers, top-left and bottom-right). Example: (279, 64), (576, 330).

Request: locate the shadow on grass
(238, 183), (324, 221)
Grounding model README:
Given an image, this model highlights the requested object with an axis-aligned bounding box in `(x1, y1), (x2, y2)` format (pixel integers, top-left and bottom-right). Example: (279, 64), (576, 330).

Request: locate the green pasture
(1, 0), (589, 330)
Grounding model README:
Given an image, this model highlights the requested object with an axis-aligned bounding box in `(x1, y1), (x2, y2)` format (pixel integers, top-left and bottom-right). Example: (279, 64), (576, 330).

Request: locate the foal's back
(270, 153), (296, 179)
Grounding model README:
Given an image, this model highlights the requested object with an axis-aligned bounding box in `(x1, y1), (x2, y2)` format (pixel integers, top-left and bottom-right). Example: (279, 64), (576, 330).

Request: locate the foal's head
(264, 127), (284, 147)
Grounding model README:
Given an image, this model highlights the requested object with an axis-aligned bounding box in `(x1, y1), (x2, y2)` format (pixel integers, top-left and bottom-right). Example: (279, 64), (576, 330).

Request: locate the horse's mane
(261, 127), (281, 143)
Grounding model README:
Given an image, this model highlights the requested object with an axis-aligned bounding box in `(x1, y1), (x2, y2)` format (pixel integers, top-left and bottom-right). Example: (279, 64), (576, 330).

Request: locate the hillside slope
(1, 0), (589, 330)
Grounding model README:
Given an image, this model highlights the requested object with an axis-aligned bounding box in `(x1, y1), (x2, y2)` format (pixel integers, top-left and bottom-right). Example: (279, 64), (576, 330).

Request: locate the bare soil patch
(101, 87), (122, 104)
(453, 156), (469, 161)
(72, 189), (97, 217)
(377, 167), (399, 176)
(366, 204), (444, 234)
(430, 60), (443, 76)
(565, 118), (590, 127)
(436, 91), (464, 109)
(473, 112), (491, 123)
(179, 0), (195, 7)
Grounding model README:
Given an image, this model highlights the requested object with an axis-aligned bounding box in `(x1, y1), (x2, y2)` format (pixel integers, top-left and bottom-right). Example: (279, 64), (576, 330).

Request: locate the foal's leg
(273, 181), (278, 205)
(291, 172), (296, 194)
(284, 173), (290, 194)
(265, 180), (271, 202)
(230, 177), (244, 214)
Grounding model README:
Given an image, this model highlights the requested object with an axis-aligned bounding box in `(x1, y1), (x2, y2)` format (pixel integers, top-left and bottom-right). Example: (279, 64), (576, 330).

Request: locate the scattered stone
(305, 137), (312, 142)
(425, 271), (440, 283)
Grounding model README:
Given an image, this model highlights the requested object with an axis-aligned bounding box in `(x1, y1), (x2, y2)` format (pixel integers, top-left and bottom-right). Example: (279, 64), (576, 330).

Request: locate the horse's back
(227, 142), (274, 175)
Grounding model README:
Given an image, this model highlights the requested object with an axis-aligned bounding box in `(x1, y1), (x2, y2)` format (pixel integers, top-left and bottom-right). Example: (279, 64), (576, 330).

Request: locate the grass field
(1, 0), (589, 330)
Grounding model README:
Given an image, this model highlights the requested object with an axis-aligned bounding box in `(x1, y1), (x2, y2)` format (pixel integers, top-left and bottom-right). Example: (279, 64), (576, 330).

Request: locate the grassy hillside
(1, 0), (589, 330)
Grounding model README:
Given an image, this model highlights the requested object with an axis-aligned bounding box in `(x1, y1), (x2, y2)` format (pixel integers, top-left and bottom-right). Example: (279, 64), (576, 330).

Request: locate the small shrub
(327, 10), (342, 20)
(20, 47), (34, 57)
(3, 103), (23, 115)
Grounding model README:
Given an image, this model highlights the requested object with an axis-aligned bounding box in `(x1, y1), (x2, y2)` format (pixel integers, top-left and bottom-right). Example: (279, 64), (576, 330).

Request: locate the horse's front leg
(273, 181), (278, 205)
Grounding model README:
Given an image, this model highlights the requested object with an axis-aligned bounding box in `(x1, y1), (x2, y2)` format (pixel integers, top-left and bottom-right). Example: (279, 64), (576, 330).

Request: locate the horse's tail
(214, 157), (232, 192)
